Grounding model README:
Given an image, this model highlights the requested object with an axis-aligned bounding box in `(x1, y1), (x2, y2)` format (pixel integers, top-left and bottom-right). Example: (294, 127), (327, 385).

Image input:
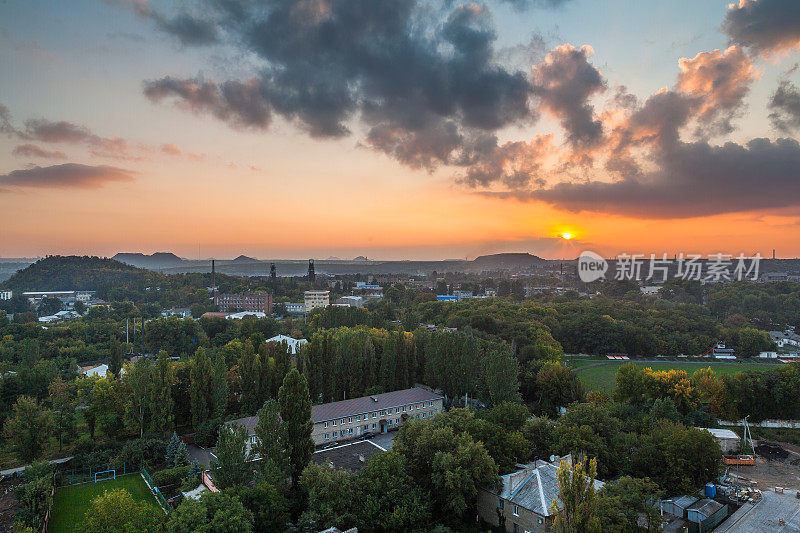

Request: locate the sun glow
(561, 232), (573, 240)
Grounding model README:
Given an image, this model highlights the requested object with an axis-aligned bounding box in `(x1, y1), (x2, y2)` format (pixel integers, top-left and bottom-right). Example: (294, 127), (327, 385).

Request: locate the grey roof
(311, 440), (384, 472)
(487, 460), (604, 517)
(226, 386), (442, 434)
(686, 498), (724, 519)
(311, 387), (442, 424)
(664, 495), (699, 510)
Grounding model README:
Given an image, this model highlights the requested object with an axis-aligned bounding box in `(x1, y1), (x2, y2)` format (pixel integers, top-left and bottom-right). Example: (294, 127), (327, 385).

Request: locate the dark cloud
(143, 76), (271, 129)
(532, 44), (605, 147)
(723, 0), (800, 56)
(0, 163), (135, 190)
(152, 12), (219, 46)
(141, 0), (536, 164)
(18, 118), (130, 157)
(12, 144), (67, 159)
(488, 138), (800, 218)
(769, 79), (800, 133)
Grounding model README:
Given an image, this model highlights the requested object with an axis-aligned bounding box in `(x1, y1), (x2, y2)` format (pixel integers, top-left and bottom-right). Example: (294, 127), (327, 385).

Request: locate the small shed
(698, 427), (741, 453)
(660, 495), (698, 518)
(685, 498), (727, 533)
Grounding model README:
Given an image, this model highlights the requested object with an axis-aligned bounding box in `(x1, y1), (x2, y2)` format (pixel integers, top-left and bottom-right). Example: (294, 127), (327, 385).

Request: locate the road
(0, 456), (74, 477)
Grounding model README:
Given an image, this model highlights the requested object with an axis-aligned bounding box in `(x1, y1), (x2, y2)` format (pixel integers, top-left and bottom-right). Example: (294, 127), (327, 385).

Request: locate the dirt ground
(0, 477), (24, 531)
(727, 440), (800, 490)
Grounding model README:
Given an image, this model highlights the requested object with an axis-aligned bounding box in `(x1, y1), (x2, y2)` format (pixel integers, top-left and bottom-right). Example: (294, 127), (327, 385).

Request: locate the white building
(225, 311), (267, 320)
(304, 290), (330, 313)
(266, 334), (308, 354)
(0, 290), (12, 300)
(284, 302), (305, 314)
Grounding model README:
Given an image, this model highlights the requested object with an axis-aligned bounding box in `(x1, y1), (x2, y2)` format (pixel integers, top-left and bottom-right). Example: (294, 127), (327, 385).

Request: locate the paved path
(0, 456), (73, 477)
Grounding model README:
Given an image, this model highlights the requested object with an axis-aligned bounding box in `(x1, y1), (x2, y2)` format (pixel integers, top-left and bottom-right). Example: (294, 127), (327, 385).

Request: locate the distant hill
(470, 253), (546, 270)
(114, 252), (184, 270)
(231, 255), (257, 263)
(1, 255), (155, 293)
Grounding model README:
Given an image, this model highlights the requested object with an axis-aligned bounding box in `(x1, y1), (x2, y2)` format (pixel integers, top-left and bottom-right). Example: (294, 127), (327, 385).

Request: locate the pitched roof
(225, 386), (443, 434)
(487, 460), (604, 517)
(311, 387), (443, 424)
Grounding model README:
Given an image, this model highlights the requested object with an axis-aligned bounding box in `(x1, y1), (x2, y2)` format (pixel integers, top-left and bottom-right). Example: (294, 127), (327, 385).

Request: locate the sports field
(565, 358), (772, 394)
(48, 473), (160, 533)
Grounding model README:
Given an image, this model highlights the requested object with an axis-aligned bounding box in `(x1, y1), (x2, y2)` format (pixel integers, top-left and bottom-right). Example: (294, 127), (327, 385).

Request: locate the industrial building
(214, 292), (273, 314)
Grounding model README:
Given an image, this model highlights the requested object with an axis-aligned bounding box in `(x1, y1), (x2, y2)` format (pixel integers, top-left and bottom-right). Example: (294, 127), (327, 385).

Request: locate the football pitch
(566, 357), (771, 394)
(48, 473), (160, 533)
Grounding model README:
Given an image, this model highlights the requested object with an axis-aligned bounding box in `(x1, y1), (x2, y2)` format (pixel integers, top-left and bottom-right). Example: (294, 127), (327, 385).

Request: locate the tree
(167, 491), (253, 533)
(212, 351), (229, 418)
(83, 488), (164, 532)
(37, 296), (63, 317)
(597, 476), (662, 533)
(48, 377), (76, 451)
(482, 345), (521, 405)
(174, 441), (190, 467)
(189, 347), (214, 427)
(211, 424), (253, 489)
(123, 358), (152, 437)
(394, 419), (498, 516)
(551, 457), (601, 533)
(300, 463), (359, 531)
(2, 396), (50, 463)
(150, 350), (174, 434)
(165, 432), (181, 465)
(277, 368), (314, 488)
(357, 451), (431, 532)
(109, 338), (125, 378)
(252, 399), (290, 488)
(234, 480), (289, 533)
(14, 462), (54, 531)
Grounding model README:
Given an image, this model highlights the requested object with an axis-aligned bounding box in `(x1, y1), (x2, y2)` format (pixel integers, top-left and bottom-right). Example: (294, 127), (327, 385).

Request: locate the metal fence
(54, 462), (133, 487)
(141, 467), (170, 513)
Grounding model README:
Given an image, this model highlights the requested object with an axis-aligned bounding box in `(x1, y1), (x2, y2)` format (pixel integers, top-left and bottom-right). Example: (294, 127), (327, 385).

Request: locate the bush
(115, 437), (168, 469)
(195, 418), (223, 447)
(152, 465), (194, 487)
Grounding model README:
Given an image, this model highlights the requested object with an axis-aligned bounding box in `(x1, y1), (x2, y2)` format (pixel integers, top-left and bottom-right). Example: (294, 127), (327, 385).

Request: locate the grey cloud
(143, 76), (271, 129)
(152, 12), (219, 46)
(498, 138), (800, 218)
(723, 0), (800, 56)
(0, 163), (135, 189)
(12, 144), (67, 159)
(532, 44), (605, 147)
(769, 79), (800, 133)
(141, 0), (536, 166)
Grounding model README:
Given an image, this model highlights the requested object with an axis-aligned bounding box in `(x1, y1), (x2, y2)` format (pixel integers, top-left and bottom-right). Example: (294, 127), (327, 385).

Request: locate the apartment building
(214, 292), (273, 314)
(227, 387), (444, 450)
(0, 290), (11, 300)
(304, 290), (330, 313)
(312, 387), (443, 445)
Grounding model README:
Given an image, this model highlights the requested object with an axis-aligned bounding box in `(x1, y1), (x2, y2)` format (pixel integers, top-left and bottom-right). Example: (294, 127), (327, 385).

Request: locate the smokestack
(212, 259), (216, 294)
(773, 249), (776, 260)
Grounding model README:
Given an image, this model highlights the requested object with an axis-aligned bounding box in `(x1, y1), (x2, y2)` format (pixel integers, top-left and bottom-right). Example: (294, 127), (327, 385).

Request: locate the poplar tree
(253, 399), (290, 488)
(212, 351), (229, 418)
(150, 350), (174, 434)
(278, 368), (314, 489)
(190, 347), (214, 427)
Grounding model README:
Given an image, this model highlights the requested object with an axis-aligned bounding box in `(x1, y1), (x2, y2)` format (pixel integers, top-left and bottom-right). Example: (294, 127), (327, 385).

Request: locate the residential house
(477, 456), (604, 533)
(266, 334), (308, 354)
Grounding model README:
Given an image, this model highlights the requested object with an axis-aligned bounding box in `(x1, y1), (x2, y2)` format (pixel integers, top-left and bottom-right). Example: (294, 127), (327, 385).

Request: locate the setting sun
(561, 232), (573, 240)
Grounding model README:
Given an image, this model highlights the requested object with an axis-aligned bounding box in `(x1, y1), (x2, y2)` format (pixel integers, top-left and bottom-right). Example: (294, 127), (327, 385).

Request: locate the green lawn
(565, 358), (773, 394)
(48, 474), (160, 533)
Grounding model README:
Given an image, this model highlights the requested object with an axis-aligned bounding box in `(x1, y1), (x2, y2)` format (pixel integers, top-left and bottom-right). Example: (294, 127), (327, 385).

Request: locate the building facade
(0, 290), (11, 300)
(227, 387), (444, 449)
(304, 290), (330, 313)
(312, 387), (444, 445)
(477, 456), (604, 533)
(214, 292), (273, 313)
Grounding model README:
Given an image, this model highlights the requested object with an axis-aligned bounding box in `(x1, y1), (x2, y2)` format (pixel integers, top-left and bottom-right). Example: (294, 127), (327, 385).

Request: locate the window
(421, 413), (426, 419)
(356, 416), (360, 422)
(372, 412), (376, 418)
(513, 505), (519, 517)
(388, 420), (392, 426)
(341, 419), (345, 425)
(372, 423), (376, 429)
(324, 433), (329, 440)
(395, 408), (400, 414)
(537, 517), (543, 524)
(402, 406), (406, 411)
(324, 422), (328, 428)
(332, 431), (338, 437)
(499, 500), (504, 509)
(348, 428), (353, 435)
(348, 417), (352, 423)
(332, 420), (337, 426)
(363, 425), (368, 431)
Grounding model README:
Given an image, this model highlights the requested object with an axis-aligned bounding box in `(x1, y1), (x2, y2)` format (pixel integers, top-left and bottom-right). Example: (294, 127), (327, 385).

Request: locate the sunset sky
(1, 0), (799, 260)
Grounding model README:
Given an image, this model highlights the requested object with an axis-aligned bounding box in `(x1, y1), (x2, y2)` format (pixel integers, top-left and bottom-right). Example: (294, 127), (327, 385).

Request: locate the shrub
(195, 418), (223, 447)
(152, 465), (194, 487)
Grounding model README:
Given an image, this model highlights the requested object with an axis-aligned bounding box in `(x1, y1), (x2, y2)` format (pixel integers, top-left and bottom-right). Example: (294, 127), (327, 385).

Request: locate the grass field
(48, 474), (159, 533)
(565, 358), (772, 394)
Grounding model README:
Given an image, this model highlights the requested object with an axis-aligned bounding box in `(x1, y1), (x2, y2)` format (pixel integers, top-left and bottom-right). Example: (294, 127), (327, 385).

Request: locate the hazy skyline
(1, 0), (800, 260)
